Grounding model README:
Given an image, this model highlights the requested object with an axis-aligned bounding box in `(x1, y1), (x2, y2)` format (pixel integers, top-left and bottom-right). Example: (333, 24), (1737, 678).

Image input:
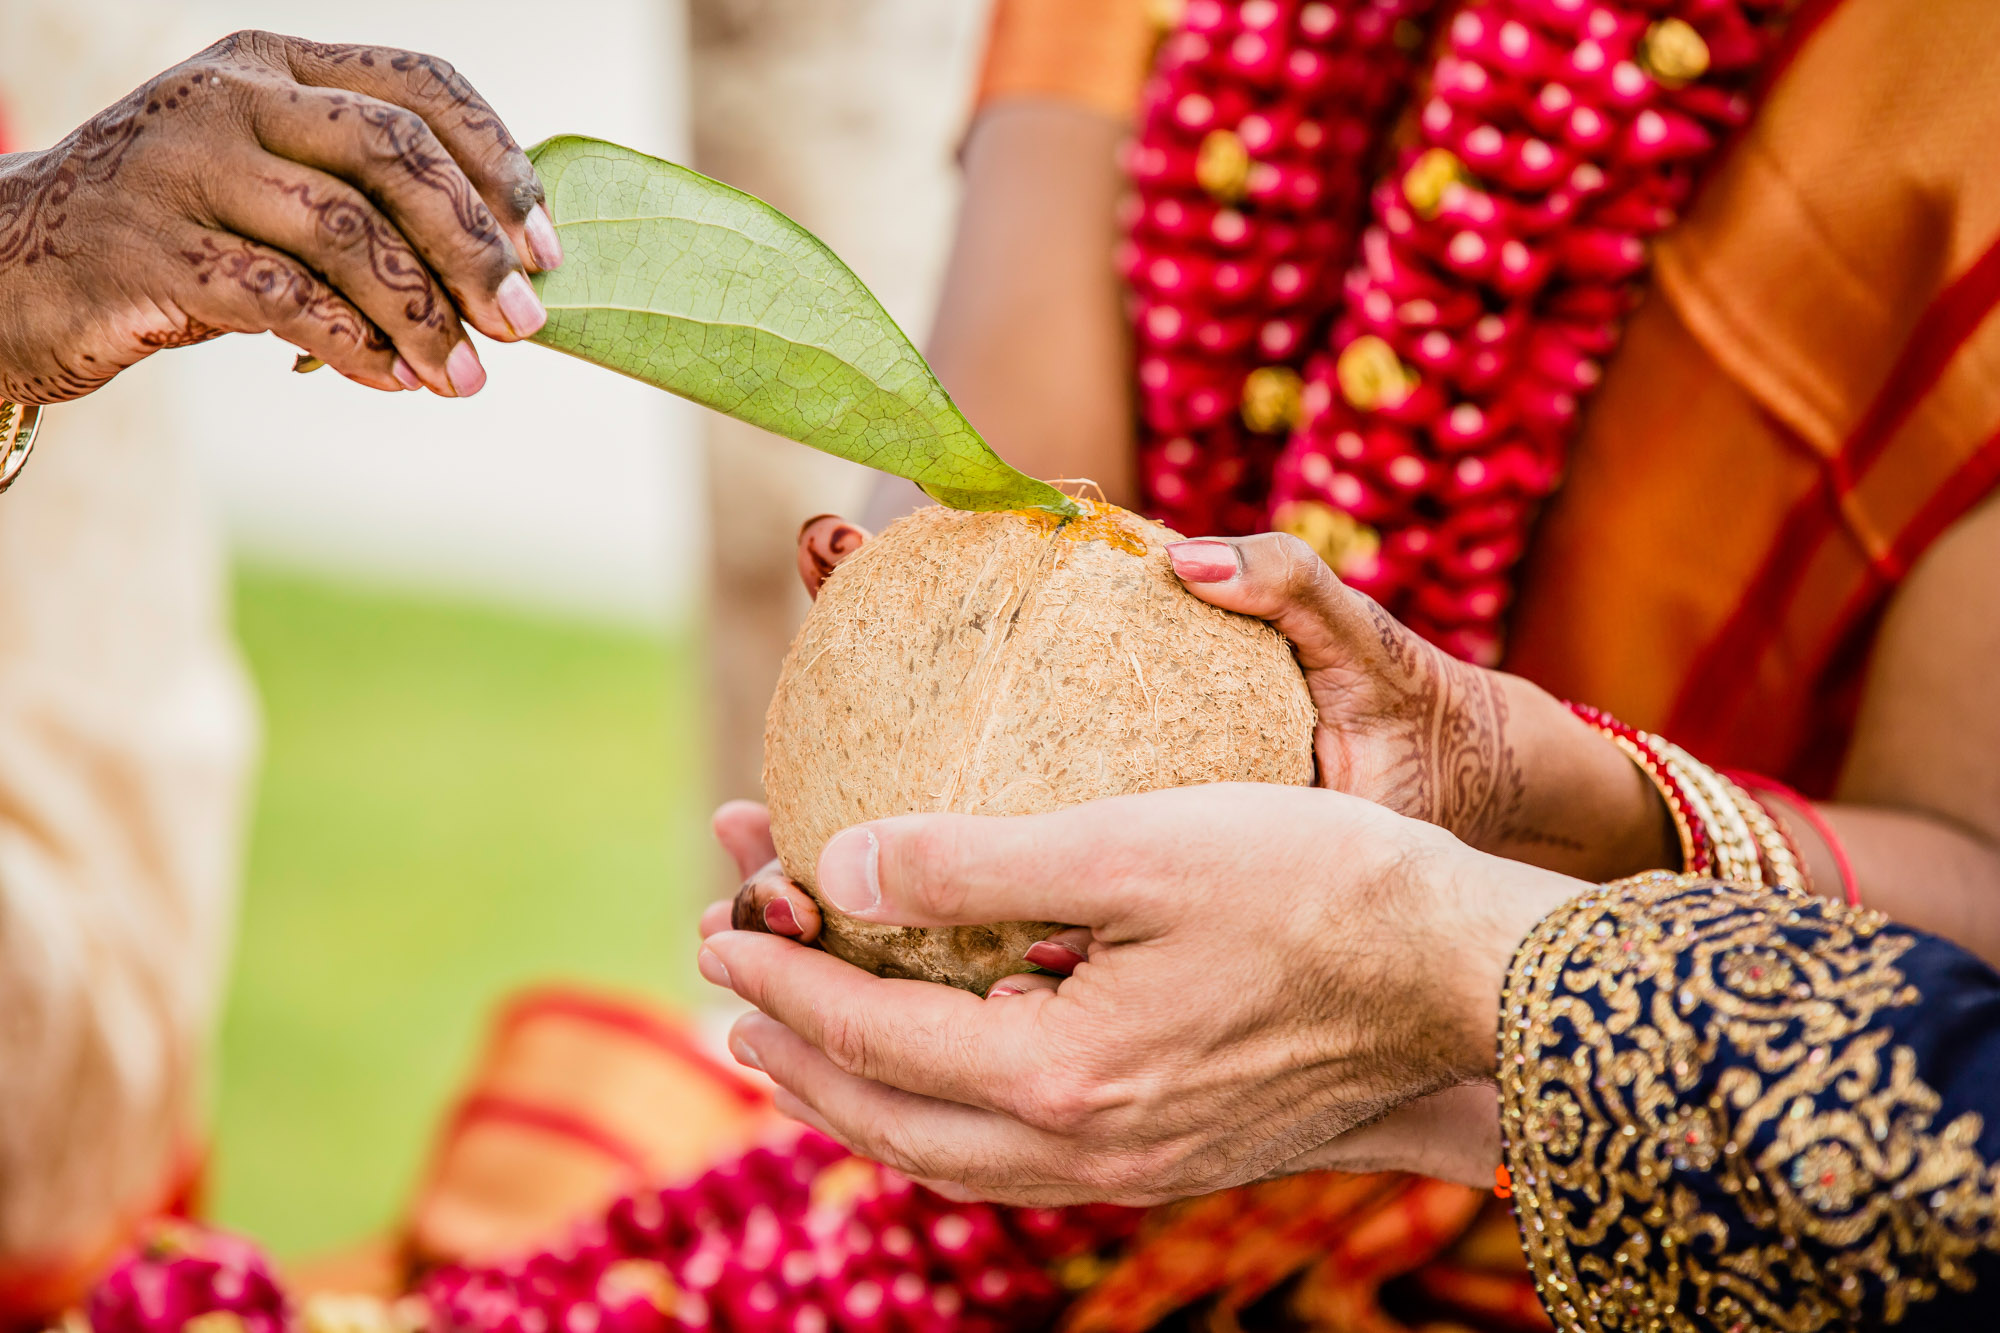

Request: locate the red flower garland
(84, 1139), (1141, 1333)
(1120, 0), (1441, 539)
(1123, 0), (1792, 665)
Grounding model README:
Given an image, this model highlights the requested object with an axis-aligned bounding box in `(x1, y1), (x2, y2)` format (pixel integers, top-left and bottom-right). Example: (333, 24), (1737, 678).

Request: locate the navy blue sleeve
(1496, 872), (2000, 1333)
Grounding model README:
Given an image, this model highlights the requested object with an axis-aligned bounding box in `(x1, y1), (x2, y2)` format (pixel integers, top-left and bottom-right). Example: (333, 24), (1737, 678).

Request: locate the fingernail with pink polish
(1166, 540), (1240, 583)
(764, 897), (801, 937)
(697, 947), (731, 988)
(391, 356), (422, 391)
(496, 271), (546, 338)
(987, 983), (1026, 999)
(446, 341), (486, 397)
(1023, 940), (1084, 974)
(818, 827), (881, 914)
(525, 203), (563, 271)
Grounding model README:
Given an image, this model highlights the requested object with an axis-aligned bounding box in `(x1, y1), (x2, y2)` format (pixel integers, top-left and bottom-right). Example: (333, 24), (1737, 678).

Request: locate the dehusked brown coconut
(764, 503), (1315, 992)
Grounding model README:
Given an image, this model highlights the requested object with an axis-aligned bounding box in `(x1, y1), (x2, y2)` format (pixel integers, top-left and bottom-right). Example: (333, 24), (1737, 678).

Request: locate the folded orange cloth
(401, 988), (774, 1271)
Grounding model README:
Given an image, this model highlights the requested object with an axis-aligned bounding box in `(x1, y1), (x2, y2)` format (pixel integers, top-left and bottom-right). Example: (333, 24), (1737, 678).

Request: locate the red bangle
(1567, 701), (1713, 877)
(1726, 772), (1861, 908)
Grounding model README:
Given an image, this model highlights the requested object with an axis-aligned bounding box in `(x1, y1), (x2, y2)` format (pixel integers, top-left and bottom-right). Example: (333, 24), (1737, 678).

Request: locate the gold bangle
(1599, 730), (1699, 872)
(1653, 736), (1763, 888)
(1721, 776), (1809, 897)
(0, 399), (41, 493)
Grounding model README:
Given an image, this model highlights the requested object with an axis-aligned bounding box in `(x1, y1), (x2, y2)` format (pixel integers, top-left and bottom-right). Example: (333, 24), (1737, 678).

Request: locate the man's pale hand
(697, 784), (1577, 1206)
(0, 30), (564, 403)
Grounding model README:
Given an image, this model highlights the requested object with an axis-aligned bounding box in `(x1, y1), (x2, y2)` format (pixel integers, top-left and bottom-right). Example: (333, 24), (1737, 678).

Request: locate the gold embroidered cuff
(1497, 871), (1989, 1333)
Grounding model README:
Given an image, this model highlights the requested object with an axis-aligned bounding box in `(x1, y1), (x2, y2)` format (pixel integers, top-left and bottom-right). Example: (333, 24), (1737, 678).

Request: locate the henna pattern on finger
(294, 42), (527, 162)
(384, 51), (524, 157)
(136, 315), (227, 350)
(180, 233), (389, 350)
(321, 93), (504, 250)
(262, 176), (445, 330)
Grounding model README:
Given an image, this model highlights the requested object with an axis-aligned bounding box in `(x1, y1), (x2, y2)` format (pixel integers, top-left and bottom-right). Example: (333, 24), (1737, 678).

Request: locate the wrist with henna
(1330, 593), (1675, 880)
(1469, 674), (1680, 882)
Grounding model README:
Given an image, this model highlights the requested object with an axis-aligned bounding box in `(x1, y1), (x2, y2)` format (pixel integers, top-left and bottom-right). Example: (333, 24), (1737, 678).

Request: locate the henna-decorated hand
(0, 30), (565, 404)
(1161, 532), (1678, 877)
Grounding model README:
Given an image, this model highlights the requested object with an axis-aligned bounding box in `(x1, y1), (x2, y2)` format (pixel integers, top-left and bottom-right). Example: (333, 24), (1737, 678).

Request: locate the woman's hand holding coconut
(698, 783), (1580, 1204)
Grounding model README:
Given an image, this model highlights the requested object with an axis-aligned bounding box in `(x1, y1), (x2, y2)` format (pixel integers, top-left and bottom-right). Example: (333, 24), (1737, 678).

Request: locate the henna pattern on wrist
(0, 71), (226, 400)
(262, 177), (445, 330)
(0, 89), (149, 271)
(1351, 596), (1532, 852)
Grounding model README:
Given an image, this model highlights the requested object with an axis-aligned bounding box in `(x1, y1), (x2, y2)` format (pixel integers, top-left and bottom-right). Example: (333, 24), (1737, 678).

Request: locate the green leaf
(525, 135), (1078, 517)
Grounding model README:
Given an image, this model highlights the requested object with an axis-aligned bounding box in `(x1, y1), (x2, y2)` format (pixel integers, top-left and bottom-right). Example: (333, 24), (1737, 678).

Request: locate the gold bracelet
(1599, 730), (1699, 872)
(1721, 775), (1810, 896)
(1567, 701), (1771, 886)
(1653, 736), (1763, 888)
(0, 399), (42, 493)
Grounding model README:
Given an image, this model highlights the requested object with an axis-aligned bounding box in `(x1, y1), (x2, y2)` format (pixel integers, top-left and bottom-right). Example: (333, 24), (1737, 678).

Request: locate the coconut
(761, 502), (1316, 992)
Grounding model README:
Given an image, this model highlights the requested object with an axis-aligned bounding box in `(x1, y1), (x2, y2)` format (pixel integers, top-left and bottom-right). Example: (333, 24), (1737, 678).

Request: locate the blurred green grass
(212, 567), (712, 1258)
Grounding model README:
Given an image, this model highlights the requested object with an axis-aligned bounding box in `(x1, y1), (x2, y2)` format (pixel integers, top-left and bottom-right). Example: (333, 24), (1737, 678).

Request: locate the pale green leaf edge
(525, 134), (1079, 518)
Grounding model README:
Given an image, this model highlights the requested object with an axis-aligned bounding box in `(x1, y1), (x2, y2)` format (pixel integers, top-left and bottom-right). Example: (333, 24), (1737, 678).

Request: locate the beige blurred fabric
(690, 0), (988, 849)
(0, 0), (258, 1277)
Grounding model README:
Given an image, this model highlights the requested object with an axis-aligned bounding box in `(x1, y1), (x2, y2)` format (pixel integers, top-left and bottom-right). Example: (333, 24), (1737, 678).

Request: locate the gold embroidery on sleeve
(1497, 872), (2000, 1332)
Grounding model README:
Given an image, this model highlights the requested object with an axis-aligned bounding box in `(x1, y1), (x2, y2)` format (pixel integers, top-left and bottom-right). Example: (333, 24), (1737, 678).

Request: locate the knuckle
(365, 105), (434, 164)
(903, 825), (971, 920)
(1098, 1145), (1181, 1198)
(813, 1008), (878, 1080)
(1017, 1067), (1113, 1136)
(1274, 534), (1330, 596)
(859, 1116), (931, 1179)
(1023, 1084), (1094, 1137)
(215, 30), (280, 62)
(413, 52), (460, 87)
(318, 204), (379, 262)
